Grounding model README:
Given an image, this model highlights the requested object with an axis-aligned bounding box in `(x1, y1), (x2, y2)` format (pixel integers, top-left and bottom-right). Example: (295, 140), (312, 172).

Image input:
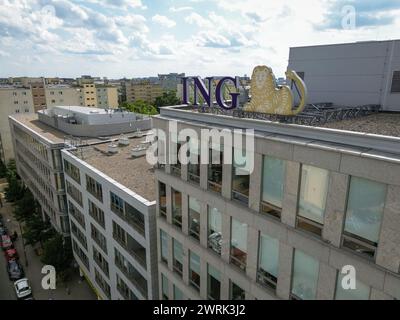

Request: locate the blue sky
(0, 0), (400, 78)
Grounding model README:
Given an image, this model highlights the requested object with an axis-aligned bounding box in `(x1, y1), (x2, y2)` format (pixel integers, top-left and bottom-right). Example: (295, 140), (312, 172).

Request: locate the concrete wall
(288, 40), (400, 111)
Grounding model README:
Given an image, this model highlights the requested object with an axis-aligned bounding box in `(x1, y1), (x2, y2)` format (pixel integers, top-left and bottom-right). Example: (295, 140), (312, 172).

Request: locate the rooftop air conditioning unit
(118, 135), (130, 146)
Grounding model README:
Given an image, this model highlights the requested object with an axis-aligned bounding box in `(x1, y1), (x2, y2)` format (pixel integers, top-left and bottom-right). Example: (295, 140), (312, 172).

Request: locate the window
(230, 281), (245, 300)
(72, 239), (89, 269)
(160, 230), (168, 265)
(91, 223), (107, 254)
(93, 246), (109, 277)
(117, 274), (138, 300)
(188, 196), (200, 241)
(172, 189), (182, 228)
(161, 274), (169, 300)
(297, 165), (329, 236)
(257, 233), (279, 290)
(159, 182), (167, 218)
(173, 239), (183, 277)
(124, 202), (146, 237)
(208, 207), (222, 255)
(230, 219), (248, 271)
(391, 71), (400, 93)
(232, 148), (251, 205)
(170, 133), (182, 176)
(95, 268), (111, 299)
(68, 201), (85, 229)
(88, 200), (105, 229)
(174, 285), (183, 300)
(261, 156), (285, 219)
(208, 147), (223, 193)
(86, 175), (103, 202)
(207, 264), (221, 300)
(111, 192), (124, 215)
(66, 180), (82, 206)
(335, 273), (371, 300)
(71, 220), (87, 249)
(342, 177), (386, 259)
(189, 251), (201, 291)
(188, 138), (200, 184)
(291, 250), (319, 300)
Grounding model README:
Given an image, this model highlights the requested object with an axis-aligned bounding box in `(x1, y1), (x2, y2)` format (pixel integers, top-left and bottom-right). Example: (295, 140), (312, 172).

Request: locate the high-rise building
(153, 105), (400, 300)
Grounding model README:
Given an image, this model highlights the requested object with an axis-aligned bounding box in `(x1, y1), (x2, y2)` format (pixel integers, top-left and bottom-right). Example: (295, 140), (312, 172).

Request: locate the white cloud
(169, 6), (193, 13)
(152, 14), (176, 28)
(185, 12), (212, 28)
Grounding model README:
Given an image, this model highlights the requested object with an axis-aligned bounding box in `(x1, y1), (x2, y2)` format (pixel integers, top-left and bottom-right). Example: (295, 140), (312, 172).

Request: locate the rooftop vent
(118, 135), (130, 146)
(131, 143), (149, 157)
(107, 144), (118, 154)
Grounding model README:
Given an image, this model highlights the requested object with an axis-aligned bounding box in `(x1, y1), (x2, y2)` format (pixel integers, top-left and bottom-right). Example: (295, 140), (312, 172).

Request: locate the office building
(126, 81), (163, 104)
(62, 133), (158, 300)
(153, 104), (400, 300)
(288, 40), (400, 111)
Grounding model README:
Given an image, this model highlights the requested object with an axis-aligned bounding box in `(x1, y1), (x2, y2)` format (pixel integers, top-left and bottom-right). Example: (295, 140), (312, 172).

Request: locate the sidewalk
(0, 187), (97, 300)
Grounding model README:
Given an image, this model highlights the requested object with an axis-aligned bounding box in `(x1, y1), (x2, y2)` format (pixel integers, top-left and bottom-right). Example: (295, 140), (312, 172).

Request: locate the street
(0, 186), (97, 300)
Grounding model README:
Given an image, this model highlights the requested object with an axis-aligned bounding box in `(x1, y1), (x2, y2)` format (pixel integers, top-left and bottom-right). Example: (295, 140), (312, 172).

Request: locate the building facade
(96, 85), (119, 109)
(0, 87), (35, 162)
(288, 40), (400, 111)
(153, 105), (400, 300)
(45, 86), (81, 108)
(126, 81), (163, 104)
(62, 143), (158, 300)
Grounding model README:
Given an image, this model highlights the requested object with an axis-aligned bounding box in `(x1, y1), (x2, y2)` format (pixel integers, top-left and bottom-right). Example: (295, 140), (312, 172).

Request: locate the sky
(0, 0), (400, 78)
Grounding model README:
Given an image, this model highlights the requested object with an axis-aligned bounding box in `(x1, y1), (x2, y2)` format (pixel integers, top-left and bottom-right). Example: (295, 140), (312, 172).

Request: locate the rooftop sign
(181, 65), (308, 116)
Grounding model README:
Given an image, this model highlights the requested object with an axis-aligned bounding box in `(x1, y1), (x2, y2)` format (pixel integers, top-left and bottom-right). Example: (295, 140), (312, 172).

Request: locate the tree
(41, 235), (73, 282)
(4, 172), (24, 202)
(13, 189), (35, 222)
(121, 100), (158, 115)
(154, 91), (181, 111)
(23, 214), (55, 247)
(0, 160), (7, 178)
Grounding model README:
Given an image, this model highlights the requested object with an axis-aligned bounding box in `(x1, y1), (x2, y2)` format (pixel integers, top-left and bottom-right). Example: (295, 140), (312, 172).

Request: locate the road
(0, 187), (97, 300)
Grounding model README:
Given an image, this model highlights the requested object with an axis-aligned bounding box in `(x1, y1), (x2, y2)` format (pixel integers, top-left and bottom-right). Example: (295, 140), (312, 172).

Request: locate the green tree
(154, 91), (181, 111)
(4, 172), (24, 202)
(121, 100), (158, 115)
(13, 189), (35, 222)
(23, 214), (55, 247)
(41, 235), (73, 282)
(0, 160), (7, 178)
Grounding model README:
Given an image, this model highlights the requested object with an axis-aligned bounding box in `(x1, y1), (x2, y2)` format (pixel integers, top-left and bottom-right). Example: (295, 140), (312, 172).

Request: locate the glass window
(291, 250), (319, 300)
(230, 281), (245, 300)
(257, 233), (279, 290)
(161, 274), (169, 300)
(172, 189), (182, 228)
(189, 251), (201, 291)
(188, 138), (200, 184)
(159, 182), (167, 218)
(110, 192), (124, 215)
(232, 148), (251, 205)
(261, 156), (285, 219)
(207, 264), (221, 300)
(335, 273), (371, 300)
(189, 196), (201, 241)
(297, 165), (329, 236)
(230, 219), (248, 271)
(173, 239), (183, 277)
(174, 285), (184, 300)
(208, 147), (223, 193)
(160, 230), (168, 264)
(208, 207), (222, 255)
(88, 200), (105, 229)
(343, 177), (386, 258)
(86, 175), (103, 202)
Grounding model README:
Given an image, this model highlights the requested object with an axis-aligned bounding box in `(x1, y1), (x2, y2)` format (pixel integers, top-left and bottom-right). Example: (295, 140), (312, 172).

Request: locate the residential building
(96, 85), (119, 109)
(126, 81), (163, 104)
(62, 133), (158, 300)
(30, 80), (47, 112)
(154, 104), (400, 300)
(45, 85), (81, 108)
(158, 73), (185, 91)
(0, 86), (35, 162)
(81, 83), (98, 107)
(288, 40), (400, 111)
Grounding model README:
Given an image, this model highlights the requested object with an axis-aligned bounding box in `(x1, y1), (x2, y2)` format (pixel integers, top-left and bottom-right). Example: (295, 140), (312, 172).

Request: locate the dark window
(391, 71), (400, 93)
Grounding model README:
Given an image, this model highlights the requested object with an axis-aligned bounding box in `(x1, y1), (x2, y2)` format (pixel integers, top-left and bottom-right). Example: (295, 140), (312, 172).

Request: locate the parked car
(4, 248), (18, 261)
(14, 278), (32, 300)
(7, 260), (24, 281)
(0, 226), (7, 236)
(1, 235), (13, 251)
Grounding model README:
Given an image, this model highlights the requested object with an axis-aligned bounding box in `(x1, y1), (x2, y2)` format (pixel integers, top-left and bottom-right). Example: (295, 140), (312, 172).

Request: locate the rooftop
(71, 134), (156, 201)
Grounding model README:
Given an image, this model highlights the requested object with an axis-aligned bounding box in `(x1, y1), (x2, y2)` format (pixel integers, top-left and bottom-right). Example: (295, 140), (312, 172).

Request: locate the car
(0, 226), (7, 236)
(7, 259), (24, 281)
(14, 278), (32, 300)
(1, 235), (13, 251)
(4, 248), (18, 261)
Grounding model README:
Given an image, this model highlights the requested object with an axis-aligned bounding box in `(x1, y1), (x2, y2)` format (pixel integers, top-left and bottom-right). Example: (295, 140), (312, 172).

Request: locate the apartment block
(81, 83), (98, 107)
(45, 85), (81, 108)
(96, 85), (119, 109)
(62, 134), (158, 300)
(153, 105), (400, 301)
(0, 86), (35, 162)
(126, 81), (163, 104)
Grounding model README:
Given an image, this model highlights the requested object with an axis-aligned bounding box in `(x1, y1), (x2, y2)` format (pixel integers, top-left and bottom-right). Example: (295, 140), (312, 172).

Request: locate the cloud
(318, 0), (400, 29)
(152, 14), (176, 28)
(185, 12), (212, 28)
(170, 6), (193, 13)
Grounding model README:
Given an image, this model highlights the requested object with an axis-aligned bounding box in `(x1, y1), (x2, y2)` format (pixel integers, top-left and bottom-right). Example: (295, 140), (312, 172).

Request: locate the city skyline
(1, 0), (400, 78)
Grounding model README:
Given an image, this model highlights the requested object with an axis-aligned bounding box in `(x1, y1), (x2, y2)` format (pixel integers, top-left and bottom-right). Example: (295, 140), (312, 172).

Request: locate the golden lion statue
(244, 65), (307, 116)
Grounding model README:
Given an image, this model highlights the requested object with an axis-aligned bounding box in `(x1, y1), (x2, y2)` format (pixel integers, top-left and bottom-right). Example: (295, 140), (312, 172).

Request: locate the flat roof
(320, 113), (400, 137)
(290, 39), (399, 49)
(71, 134), (156, 201)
